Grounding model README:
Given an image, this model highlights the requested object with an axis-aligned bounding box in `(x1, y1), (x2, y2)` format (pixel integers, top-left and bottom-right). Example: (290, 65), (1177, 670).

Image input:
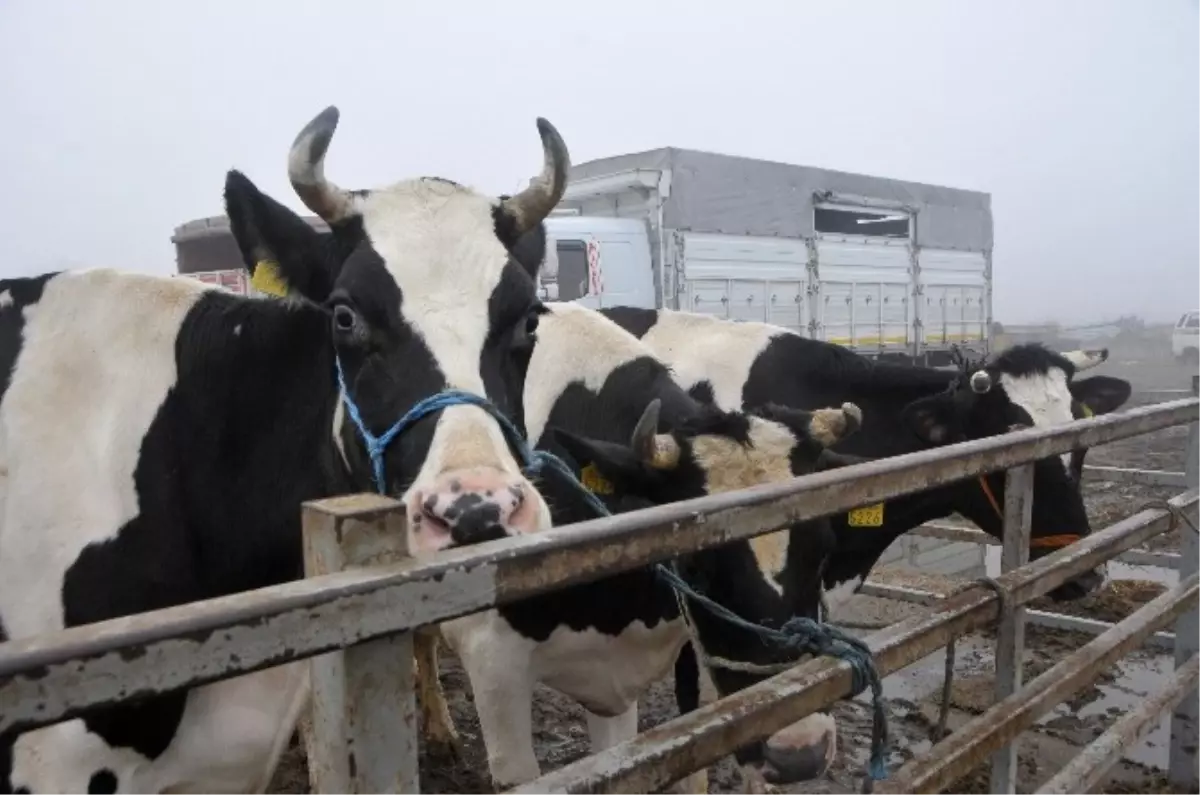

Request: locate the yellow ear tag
(847, 503), (885, 527)
(1080, 404), (1094, 418)
(580, 463), (614, 496)
(251, 259), (289, 297)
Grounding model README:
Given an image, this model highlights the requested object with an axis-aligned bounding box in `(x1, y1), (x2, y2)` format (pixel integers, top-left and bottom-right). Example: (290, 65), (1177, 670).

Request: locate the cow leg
(584, 703), (637, 753)
(442, 612), (540, 788)
(666, 643), (709, 794)
(414, 628), (461, 760)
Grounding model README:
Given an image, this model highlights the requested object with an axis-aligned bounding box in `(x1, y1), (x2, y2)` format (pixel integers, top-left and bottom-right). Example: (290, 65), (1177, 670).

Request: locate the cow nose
(409, 468), (534, 551)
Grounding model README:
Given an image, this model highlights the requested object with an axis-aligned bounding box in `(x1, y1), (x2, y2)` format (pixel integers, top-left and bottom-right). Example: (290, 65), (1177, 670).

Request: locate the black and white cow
(414, 302), (863, 790)
(0, 107), (571, 793)
(598, 306), (1131, 788)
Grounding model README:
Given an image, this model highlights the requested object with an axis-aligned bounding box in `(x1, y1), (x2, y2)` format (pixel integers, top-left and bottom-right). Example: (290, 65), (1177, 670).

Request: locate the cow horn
(809, 402), (863, 447)
(1062, 348), (1108, 372)
(630, 399), (680, 470)
(500, 118), (571, 234)
(970, 370), (993, 394)
(288, 106), (356, 224)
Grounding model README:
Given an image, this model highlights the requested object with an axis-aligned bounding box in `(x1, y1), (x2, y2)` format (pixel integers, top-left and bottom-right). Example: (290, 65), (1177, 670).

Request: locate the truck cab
(540, 216), (656, 310)
(1173, 311), (1199, 363)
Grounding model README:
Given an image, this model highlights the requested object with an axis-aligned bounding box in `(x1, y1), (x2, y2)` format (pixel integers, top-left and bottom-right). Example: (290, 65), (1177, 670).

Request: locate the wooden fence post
(990, 463), (1033, 794)
(302, 494), (419, 794)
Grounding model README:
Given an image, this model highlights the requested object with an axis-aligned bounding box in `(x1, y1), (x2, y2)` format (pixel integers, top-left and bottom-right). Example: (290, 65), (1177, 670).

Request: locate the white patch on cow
(0, 290), (12, 309)
(439, 607), (687, 787)
(13, 662), (309, 792)
(356, 179), (551, 533)
(525, 302), (657, 445)
(0, 270), (315, 792)
(233, 323), (242, 336)
(331, 390), (350, 469)
(691, 417), (800, 594)
(640, 309), (779, 411)
(0, 270), (213, 638)
(999, 367), (1076, 468)
(821, 575), (864, 619)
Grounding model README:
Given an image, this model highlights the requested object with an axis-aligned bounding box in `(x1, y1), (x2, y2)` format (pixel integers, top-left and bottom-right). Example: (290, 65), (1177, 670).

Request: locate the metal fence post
(990, 463), (1033, 794)
(1169, 374), (1199, 790)
(302, 494), (419, 794)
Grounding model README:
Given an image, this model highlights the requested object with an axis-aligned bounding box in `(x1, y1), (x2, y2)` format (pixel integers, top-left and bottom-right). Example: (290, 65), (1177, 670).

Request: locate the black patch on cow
(87, 769), (117, 794)
(989, 343), (1076, 379)
(598, 306), (660, 340)
(687, 381), (716, 406)
(60, 289), (344, 761)
(0, 273), (55, 400)
(508, 224), (547, 280)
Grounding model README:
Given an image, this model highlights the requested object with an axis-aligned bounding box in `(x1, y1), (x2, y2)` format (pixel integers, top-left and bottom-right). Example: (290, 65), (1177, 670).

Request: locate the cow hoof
(761, 730), (834, 783)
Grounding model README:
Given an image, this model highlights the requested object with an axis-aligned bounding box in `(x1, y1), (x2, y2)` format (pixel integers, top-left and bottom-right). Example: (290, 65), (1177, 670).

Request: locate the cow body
(423, 302), (859, 788)
(598, 305), (1131, 788)
(1, 107), (573, 793)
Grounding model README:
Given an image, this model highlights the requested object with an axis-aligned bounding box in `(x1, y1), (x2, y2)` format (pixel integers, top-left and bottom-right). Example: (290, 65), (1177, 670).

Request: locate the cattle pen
(0, 387), (1195, 794)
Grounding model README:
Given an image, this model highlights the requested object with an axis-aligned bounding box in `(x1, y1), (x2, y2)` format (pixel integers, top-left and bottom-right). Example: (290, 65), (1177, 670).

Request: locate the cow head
(224, 107), (570, 552)
(547, 398), (862, 512)
(902, 344), (1131, 599)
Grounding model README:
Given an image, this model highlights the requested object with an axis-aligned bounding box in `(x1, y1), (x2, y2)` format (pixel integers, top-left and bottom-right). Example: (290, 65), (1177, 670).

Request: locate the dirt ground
(267, 352), (1197, 794)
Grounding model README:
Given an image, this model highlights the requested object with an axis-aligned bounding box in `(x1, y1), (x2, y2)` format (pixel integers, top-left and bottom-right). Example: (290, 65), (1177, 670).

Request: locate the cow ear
(546, 426), (651, 496)
(903, 393), (959, 445)
(224, 170), (340, 302)
(1070, 375), (1132, 416)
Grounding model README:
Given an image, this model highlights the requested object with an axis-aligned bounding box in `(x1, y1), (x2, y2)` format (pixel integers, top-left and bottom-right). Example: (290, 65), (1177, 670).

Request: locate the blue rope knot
(334, 359), (888, 781)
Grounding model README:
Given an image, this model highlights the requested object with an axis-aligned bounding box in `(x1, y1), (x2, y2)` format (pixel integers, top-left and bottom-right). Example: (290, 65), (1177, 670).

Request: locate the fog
(0, 0), (1195, 325)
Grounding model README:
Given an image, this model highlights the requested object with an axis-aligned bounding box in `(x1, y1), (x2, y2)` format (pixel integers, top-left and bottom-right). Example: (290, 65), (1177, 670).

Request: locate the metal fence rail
(0, 396), (1195, 793)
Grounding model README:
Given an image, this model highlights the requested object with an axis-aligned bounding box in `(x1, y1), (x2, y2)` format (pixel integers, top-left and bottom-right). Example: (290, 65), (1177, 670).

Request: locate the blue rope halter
(333, 357), (887, 782)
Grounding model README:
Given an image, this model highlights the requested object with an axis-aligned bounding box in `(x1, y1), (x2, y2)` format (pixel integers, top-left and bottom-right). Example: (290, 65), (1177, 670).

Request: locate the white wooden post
(1169, 374), (1199, 791)
(302, 494), (419, 794)
(990, 463), (1033, 794)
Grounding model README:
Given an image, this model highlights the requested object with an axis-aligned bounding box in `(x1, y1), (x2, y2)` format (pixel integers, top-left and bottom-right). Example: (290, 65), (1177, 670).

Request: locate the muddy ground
(268, 353), (1197, 794)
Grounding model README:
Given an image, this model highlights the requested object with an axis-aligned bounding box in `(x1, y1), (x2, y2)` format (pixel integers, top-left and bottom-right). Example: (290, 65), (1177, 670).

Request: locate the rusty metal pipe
(875, 572), (1199, 795)
(507, 493), (1198, 794)
(0, 401), (1189, 735)
(1037, 655), (1200, 795)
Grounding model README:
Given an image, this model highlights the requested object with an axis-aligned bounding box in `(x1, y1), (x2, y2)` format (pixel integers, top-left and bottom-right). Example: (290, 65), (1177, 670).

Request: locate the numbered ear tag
(847, 503), (885, 527)
(580, 463), (615, 495)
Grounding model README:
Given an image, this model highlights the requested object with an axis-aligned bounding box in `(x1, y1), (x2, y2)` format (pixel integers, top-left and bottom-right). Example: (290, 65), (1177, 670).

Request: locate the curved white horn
(1062, 348), (1108, 372)
(288, 106), (356, 224)
(499, 118), (571, 235)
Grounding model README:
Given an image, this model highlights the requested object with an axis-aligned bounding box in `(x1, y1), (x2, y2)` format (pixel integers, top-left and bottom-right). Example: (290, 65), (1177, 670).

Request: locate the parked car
(1173, 311), (1199, 363)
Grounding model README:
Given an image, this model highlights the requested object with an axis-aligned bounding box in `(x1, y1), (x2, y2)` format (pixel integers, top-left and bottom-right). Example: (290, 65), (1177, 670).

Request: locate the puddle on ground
(889, 552), (1184, 772)
(1037, 653), (1178, 770)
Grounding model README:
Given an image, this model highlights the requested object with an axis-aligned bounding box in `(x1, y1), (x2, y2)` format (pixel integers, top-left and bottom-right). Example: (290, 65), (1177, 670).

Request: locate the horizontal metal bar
(876, 572), (1200, 794)
(0, 403), (1191, 734)
(1084, 464), (1189, 488)
(911, 523), (1181, 569)
(1037, 655), (1200, 794)
(858, 582), (946, 606)
(856, 581), (1178, 651)
(507, 493), (1197, 794)
(1026, 610), (1177, 652)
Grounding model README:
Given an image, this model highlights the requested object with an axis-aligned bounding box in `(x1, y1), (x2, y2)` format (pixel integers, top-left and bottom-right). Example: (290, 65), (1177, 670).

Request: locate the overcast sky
(0, 0), (1195, 325)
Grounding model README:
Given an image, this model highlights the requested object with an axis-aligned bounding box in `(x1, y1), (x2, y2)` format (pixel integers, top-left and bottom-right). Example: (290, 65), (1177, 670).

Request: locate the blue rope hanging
(334, 357), (888, 781)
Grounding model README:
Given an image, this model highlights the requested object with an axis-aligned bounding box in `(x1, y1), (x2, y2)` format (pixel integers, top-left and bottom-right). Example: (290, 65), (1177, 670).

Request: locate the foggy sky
(0, 0), (1195, 325)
